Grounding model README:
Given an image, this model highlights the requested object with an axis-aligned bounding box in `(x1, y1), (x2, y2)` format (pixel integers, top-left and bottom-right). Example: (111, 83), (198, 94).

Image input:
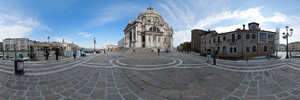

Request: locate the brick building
(191, 22), (276, 58)
(288, 41), (300, 50)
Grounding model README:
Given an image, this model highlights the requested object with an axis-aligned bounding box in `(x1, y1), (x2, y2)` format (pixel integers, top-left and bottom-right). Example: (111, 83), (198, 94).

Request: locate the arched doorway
(129, 32), (132, 48)
(223, 46), (227, 56)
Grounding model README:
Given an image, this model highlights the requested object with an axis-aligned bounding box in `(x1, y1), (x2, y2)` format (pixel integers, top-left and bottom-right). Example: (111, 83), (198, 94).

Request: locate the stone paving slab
(0, 52), (300, 100)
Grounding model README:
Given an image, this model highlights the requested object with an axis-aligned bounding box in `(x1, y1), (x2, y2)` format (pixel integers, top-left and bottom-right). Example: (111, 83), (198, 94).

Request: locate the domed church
(123, 7), (174, 51)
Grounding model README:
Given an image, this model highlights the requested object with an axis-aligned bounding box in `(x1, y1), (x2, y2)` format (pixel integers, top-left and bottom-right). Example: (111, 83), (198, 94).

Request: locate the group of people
(206, 47), (218, 65)
(45, 48), (78, 61)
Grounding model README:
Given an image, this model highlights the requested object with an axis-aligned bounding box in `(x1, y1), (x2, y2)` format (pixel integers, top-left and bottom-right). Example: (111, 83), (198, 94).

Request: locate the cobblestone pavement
(0, 51), (300, 100)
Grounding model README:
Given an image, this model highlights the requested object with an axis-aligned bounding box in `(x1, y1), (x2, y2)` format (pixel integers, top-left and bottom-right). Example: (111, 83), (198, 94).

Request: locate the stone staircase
(125, 48), (155, 54)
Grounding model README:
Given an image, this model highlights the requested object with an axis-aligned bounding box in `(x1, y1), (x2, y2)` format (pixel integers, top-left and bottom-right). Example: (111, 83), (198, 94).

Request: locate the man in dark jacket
(45, 49), (49, 60)
(212, 47), (218, 65)
(55, 48), (59, 61)
(157, 48), (160, 56)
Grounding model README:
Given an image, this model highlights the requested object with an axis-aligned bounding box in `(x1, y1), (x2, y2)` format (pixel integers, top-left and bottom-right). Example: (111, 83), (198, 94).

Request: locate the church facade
(123, 7), (174, 51)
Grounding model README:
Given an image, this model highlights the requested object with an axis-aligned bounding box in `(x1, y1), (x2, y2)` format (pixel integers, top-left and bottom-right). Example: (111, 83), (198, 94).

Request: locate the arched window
(149, 26), (160, 32)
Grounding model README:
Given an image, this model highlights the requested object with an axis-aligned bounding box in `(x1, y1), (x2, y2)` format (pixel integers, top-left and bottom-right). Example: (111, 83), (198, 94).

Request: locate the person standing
(55, 48), (59, 61)
(212, 47), (218, 65)
(73, 48), (77, 59)
(157, 48), (160, 56)
(45, 49), (49, 60)
(206, 47), (211, 63)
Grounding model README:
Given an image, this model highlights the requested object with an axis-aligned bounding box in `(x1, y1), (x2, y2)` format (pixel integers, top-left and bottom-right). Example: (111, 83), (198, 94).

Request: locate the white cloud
(158, 0), (293, 47)
(78, 32), (93, 37)
(0, 25), (32, 40)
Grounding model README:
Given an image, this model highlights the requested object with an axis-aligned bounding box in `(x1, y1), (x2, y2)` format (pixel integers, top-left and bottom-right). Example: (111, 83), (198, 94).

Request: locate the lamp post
(282, 26), (293, 59)
(93, 38), (96, 54)
(47, 36), (50, 43)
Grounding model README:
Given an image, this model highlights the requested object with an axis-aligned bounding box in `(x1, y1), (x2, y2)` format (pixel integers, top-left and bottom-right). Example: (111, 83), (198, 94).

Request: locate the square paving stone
(260, 95), (277, 100)
(0, 93), (12, 100)
(281, 96), (299, 100)
(41, 90), (55, 96)
(232, 90), (245, 97)
(119, 88), (131, 94)
(122, 93), (139, 100)
(276, 91), (290, 98)
(96, 82), (106, 88)
(107, 88), (118, 94)
(71, 93), (88, 100)
(44, 94), (63, 100)
(159, 82), (173, 89)
(60, 89), (76, 97)
(90, 88), (105, 99)
(106, 94), (123, 100)
(26, 91), (41, 97)
(78, 87), (93, 95)
(182, 89), (207, 98)
(144, 85), (161, 95)
(291, 90), (300, 95)
(157, 89), (181, 98)
(246, 88), (257, 96)
(135, 81), (148, 89)
(249, 81), (257, 87)
(107, 82), (116, 88)
(148, 79), (161, 86)
(224, 96), (240, 100)
(243, 96), (259, 100)
(117, 83), (126, 88)
(52, 87), (65, 93)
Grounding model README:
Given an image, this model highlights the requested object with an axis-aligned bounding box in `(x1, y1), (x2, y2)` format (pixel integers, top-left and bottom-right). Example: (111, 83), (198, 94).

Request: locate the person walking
(45, 49), (49, 60)
(55, 48), (59, 61)
(73, 48), (77, 59)
(212, 47), (218, 65)
(157, 48), (160, 56)
(206, 47), (211, 64)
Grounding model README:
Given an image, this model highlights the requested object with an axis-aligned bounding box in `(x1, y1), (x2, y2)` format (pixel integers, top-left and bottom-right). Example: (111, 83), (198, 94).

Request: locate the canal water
(277, 51), (300, 59)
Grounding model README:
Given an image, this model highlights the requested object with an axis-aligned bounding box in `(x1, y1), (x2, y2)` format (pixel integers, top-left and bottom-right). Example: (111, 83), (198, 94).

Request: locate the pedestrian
(157, 48), (160, 56)
(73, 48), (77, 59)
(55, 48), (59, 61)
(212, 47), (218, 65)
(206, 47), (211, 63)
(79, 50), (82, 56)
(45, 49), (49, 60)
(166, 49), (168, 54)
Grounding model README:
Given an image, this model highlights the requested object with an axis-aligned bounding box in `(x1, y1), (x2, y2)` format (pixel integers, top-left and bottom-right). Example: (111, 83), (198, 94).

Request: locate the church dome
(138, 6), (162, 17)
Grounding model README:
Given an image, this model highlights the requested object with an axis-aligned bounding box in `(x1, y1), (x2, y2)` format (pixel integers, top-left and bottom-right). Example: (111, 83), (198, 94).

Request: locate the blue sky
(0, 0), (300, 48)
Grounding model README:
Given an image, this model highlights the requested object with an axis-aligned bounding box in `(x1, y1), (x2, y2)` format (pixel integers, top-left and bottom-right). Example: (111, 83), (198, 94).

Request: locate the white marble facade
(123, 7), (173, 51)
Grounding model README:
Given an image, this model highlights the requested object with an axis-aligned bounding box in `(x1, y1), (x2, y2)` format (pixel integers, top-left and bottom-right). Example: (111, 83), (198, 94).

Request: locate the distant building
(0, 42), (3, 51)
(118, 38), (124, 48)
(123, 7), (174, 51)
(288, 41), (300, 50)
(279, 44), (286, 51)
(106, 45), (118, 50)
(191, 22), (276, 58)
(3, 38), (33, 51)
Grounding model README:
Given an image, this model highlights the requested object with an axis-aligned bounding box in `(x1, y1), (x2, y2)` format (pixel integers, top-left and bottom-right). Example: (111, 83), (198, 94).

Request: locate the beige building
(3, 38), (33, 51)
(106, 45), (118, 50)
(191, 22), (276, 58)
(288, 41), (300, 50)
(123, 7), (174, 51)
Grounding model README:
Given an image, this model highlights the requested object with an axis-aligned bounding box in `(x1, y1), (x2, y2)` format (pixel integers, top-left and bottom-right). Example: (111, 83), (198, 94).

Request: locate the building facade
(106, 45), (118, 50)
(279, 44), (286, 51)
(0, 42), (3, 51)
(123, 7), (174, 51)
(191, 22), (276, 58)
(118, 38), (124, 48)
(3, 38), (33, 51)
(288, 41), (300, 50)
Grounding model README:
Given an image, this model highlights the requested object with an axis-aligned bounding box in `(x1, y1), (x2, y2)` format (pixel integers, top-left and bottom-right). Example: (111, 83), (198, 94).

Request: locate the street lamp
(282, 26), (293, 59)
(93, 38), (96, 54)
(47, 36), (50, 43)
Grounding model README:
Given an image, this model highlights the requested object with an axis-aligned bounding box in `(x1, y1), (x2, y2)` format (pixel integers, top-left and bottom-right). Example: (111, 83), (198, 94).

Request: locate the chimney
(243, 24), (245, 30)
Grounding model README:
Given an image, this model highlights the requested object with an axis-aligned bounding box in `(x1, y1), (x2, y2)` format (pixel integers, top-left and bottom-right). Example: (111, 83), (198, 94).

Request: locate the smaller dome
(139, 6), (162, 17)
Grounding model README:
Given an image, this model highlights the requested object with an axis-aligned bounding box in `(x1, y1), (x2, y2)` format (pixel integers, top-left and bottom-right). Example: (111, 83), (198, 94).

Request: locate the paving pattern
(0, 51), (299, 100)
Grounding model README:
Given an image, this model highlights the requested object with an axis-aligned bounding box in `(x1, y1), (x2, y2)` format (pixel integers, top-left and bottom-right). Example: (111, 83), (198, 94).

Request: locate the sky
(0, 0), (300, 49)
